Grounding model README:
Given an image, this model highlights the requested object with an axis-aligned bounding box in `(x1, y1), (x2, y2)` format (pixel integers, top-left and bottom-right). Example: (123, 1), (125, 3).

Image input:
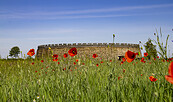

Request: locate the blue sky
(0, 0), (173, 58)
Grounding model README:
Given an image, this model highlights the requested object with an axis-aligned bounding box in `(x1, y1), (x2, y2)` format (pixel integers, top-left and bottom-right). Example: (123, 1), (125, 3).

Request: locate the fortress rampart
(36, 43), (141, 60)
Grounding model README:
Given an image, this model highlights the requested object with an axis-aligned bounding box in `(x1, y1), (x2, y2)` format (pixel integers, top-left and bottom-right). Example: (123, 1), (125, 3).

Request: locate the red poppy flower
(52, 54), (58, 59)
(63, 53), (68, 58)
(122, 58), (126, 62)
(141, 57), (145, 61)
(144, 53), (148, 57)
(141, 58), (145, 62)
(58, 62), (60, 64)
(165, 61), (173, 84)
(168, 58), (173, 61)
(110, 60), (112, 62)
(82, 63), (85, 65)
(27, 49), (35, 56)
(52, 54), (58, 61)
(63, 68), (66, 71)
(151, 77), (157, 81)
(157, 56), (159, 58)
(73, 62), (76, 65)
(123, 69), (125, 73)
(149, 76), (157, 82)
(141, 74), (143, 76)
(118, 76), (121, 80)
(68, 47), (77, 57)
(76, 59), (79, 62)
(41, 60), (44, 63)
(96, 64), (99, 67)
(169, 58), (173, 61)
(35, 71), (37, 73)
(53, 58), (58, 61)
(135, 53), (139, 55)
(101, 61), (103, 63)
(149, 76), (154, 80)
(162, 59), (165, 62)
(120, 61), (124, 65)
(92, 54), (98, 58)
(31, 62), (34, 65)
(125, 50), (136, 63)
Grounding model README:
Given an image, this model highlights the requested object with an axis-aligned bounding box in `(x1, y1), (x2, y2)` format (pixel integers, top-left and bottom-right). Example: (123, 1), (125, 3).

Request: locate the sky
(0, 0), (173, 58)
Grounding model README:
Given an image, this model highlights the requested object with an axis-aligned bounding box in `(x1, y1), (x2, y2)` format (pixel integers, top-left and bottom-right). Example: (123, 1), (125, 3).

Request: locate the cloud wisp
(0, 3), (173, 19)
(0, 28), (83, 39)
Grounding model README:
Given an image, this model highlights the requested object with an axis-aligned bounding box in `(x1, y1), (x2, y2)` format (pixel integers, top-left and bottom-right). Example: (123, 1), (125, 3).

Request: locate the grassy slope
(0, 58), (173, 102)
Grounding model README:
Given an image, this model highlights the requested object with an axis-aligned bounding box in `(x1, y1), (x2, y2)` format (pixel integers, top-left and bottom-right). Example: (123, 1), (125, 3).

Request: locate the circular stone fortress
(36, 43), (141, 60)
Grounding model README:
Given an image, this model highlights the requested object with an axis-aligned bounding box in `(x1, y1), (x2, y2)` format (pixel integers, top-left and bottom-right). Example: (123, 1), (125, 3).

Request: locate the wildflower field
(0, 48), (173, 102)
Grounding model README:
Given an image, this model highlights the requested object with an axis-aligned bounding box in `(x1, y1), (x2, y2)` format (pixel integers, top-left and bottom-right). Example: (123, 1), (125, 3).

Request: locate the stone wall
(36, 43), (141, 60)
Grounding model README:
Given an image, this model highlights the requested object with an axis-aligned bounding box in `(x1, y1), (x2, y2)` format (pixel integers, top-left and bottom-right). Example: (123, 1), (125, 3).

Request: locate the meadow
(0, 49), (173, 102)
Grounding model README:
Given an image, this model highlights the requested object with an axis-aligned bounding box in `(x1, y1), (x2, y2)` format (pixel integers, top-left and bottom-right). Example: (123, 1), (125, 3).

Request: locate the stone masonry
(36, 43), (141, 60)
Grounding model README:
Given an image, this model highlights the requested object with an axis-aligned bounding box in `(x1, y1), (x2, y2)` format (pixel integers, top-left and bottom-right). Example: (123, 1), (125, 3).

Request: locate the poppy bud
(113, 34), (115, 37)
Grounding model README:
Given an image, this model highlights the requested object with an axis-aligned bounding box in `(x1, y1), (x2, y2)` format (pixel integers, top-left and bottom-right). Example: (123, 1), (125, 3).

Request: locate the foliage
(152, 28), (169, 59)
(9, 46), (20, 58)
(26, 56), (35, 60)
(144, 38), (158, 59)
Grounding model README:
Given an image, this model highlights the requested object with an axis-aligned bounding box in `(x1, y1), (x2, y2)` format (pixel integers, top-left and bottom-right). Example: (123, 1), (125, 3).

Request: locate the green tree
(9, 46), (20, 58)
(144, 38), (158, 59)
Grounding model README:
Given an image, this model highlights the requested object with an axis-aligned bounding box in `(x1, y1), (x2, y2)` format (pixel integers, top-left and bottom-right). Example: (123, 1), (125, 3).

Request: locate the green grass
(0, 56), (173, 102)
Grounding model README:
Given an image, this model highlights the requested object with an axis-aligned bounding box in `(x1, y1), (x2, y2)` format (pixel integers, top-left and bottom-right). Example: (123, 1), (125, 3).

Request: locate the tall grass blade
(153, 28), (169, 59)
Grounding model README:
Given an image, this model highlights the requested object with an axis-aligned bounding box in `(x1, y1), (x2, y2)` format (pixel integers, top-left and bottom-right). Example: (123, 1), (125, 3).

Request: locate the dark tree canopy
(9, 46), (20, 58)
(144, 38), (158, 59)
